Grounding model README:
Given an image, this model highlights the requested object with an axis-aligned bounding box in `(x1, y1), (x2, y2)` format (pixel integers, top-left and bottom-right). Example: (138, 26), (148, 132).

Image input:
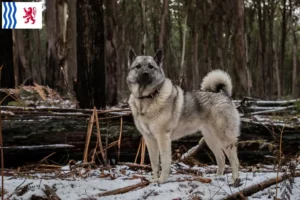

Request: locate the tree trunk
(105, 0), (118, 106)
(140, 0), (147, 54)
(191, 2), (199, 90)
(66, 0), (77, 94)
(158, 0), (168, 49)
(76, 0), (106, 109)
(279, 0), (287, 97)
(274, 42), (281, 98)
(232, 0), (251, 96)
(179, 11), (188, 89)
(12, 30), (26, 86)
(46, 0), (68, 92)
(0, 30), (14, 89)
(292, 26), (298, 97)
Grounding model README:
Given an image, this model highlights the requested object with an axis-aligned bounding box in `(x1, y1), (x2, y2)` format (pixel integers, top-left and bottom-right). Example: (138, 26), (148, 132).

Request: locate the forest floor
(2, 161), (300, 200)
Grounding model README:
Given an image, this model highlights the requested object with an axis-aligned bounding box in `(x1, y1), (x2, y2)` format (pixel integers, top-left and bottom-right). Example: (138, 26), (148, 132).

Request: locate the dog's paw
(157, 176), (168, 184)
(149, 177), (159, 183)
(229, 178), (242, 187)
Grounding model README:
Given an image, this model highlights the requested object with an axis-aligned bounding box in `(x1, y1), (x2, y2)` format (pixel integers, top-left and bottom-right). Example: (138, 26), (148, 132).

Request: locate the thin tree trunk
(274, 42), (281, 98)
(66, 0), (77, 93)
(45, 0), (68, 92)
(105, 0), (118, 106)
(292, 28), (298, 97)
(0, 30), (14, 89)
(159, 0), (168, 49)
(76, 0), (106, 108)
(179, 10), (188, 89)
(233, 0), (251, 96)
(141, 0), (147, 54)
(279, 0), (287, 97)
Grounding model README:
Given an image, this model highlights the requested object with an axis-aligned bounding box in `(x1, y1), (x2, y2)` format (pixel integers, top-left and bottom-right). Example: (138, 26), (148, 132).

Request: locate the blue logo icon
(2, 2), (17, 29)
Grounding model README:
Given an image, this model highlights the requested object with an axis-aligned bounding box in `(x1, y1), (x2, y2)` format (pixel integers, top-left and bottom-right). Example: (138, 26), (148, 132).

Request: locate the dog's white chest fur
(129, 79), (183, 138)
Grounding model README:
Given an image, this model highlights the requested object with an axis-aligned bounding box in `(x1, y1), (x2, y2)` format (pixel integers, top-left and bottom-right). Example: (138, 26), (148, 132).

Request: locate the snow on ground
(2, 163), (300, 200)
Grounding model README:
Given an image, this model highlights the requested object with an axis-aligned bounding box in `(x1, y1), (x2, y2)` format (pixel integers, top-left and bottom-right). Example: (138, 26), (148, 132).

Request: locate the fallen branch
(97, 181), (149, 197)
(223, 172), (300, 199)
(83, 109), (95, 163)
(39, 152), (56, 164)
(93, 107), (106, 165)
(43, 184), (61, 200)
(247, 105), (294, 116)
(117, 162), (152, 170)
(172, 177), (212, 184)
(180, 137), (205, 160)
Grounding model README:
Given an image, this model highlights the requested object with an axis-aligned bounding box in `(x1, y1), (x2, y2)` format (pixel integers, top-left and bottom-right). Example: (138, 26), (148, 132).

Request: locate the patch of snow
(2, 163), (299, 200)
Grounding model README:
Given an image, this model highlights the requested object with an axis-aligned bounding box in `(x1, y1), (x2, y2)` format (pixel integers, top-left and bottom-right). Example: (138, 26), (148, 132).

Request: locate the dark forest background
(0, 0), (299, 109)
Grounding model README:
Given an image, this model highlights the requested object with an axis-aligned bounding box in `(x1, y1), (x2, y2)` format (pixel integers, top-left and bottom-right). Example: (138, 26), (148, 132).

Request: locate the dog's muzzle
(137, 72), (153, 85)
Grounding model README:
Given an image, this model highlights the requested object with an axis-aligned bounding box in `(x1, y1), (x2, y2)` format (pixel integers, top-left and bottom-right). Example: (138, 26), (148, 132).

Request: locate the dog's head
(126, 47), (165, 98)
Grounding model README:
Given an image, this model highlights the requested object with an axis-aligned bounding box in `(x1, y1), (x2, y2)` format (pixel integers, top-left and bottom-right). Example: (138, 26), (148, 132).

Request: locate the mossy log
(1, 106), (300, 167)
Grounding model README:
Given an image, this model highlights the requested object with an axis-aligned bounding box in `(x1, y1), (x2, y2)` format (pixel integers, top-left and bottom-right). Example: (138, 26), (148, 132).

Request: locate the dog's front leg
(143, 135), (159, 181)
(156, 133), (172, 184)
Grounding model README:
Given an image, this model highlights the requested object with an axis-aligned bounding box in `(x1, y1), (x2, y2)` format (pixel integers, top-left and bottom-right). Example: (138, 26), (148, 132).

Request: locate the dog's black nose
(138, 72), (152, 85)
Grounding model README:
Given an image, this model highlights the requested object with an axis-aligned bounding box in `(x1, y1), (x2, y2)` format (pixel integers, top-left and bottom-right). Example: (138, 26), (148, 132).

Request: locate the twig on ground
(118, 117), (123, 162)
(39, 152), (56, 164)
(43, 184), (61, 200)
(275, 126), (285, 198)
(83, 109), (95, 163)
(15, 182), (33, 196)
(93, 107), (106, 165)
(117, 162), (152, 170)
(180, 137), (205, 161)
(134, 138), (142, 164)
(223, 172), (300, 200)
(140, 138), (146, 165)
(97, 181), (149, 197)
(171, 177), (212, 184)
(143, 189), (155, 199)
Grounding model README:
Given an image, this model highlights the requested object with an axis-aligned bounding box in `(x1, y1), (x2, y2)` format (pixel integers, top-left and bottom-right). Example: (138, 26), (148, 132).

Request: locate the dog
(127, 47), (240, 184)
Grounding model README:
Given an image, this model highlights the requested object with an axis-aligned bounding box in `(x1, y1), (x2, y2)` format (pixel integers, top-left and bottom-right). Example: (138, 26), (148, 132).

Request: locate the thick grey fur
(127, 48), (240, 184)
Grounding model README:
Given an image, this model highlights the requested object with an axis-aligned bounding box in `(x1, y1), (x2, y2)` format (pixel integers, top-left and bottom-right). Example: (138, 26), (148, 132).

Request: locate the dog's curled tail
(201, 69), (233, 96)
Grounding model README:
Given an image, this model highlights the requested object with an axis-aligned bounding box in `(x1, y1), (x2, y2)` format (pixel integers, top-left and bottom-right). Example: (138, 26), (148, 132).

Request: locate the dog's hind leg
(143, 135), (160, 180)
(156, 134), (172, 183)
(204, 136), (226, 176)
(223, 145), (239, 180)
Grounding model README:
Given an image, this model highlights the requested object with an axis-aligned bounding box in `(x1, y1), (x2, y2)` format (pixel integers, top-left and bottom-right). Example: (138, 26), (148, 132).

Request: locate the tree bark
(66, 0), (77, 93)
(179, 1), (188, 89)
(158, 0), (169, 49)
(292, 20), (298, 97)
(0, 30), (14, 89)
(46, 0), (68, 92)
(105, 0), (118, 106)
(279, 0), (287, 97)
(140, 0), (147, 54)
(191, 2), (199, 90)
(232, 0), (251, 96)
(76, 0), (106, 109)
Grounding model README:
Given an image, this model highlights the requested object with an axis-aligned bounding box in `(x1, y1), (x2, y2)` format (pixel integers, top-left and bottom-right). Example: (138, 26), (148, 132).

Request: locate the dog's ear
(128, 46), (137, 67)
(154, 48), (163, 66)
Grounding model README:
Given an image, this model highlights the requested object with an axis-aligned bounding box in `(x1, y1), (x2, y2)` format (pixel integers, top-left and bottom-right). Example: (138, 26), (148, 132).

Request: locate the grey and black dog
(127, 48), (240, 184)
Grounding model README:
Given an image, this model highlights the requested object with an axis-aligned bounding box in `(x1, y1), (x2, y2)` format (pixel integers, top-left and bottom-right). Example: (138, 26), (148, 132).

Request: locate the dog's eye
(148, 65), (154, 69)
(135, 64), (141, 69)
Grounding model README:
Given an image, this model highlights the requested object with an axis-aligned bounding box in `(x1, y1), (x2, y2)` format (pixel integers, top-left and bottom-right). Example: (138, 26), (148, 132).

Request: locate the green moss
(295, 101), (300, 113)
(7, 101), (26, 107)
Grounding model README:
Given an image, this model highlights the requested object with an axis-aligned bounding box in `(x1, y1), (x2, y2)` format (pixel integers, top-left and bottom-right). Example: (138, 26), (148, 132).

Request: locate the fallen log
(1, 103), (300, 167)
(246, 105), (295, 116)
(223, 172), (300, 200)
